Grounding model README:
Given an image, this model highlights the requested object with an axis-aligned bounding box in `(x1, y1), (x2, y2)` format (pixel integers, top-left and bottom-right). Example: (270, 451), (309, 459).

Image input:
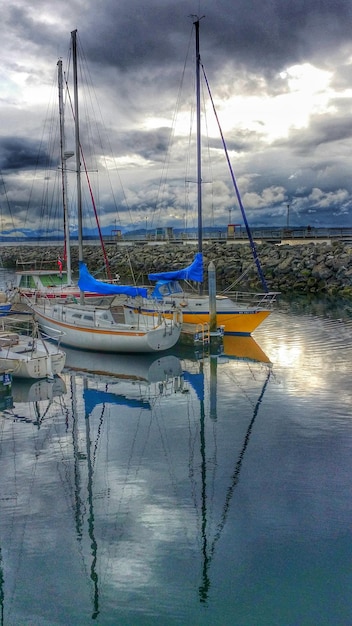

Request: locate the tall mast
(194, 17), (203, 294)
(71, 29), (84, 303)
(57, 59), (72, 285)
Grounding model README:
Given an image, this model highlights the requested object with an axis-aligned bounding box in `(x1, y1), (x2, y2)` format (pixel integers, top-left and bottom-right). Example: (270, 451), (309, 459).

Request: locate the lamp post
(286, 204), (290, 228)
(145, 216), (148, 239)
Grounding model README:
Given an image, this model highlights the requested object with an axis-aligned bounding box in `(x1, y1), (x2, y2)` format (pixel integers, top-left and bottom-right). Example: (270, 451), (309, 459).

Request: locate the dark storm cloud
(0, 137), (52, 171)
(106, 127), (171, 162)
(281, 109), (352, 156)
(6, 0), (350, 88)
(2, 0), (352, 230)
(70, 0), (352, 78)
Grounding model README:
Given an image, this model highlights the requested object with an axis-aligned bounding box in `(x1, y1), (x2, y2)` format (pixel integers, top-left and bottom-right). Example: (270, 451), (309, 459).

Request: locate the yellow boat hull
(128, 303), (271, 335)
(180, 309), (271, 335)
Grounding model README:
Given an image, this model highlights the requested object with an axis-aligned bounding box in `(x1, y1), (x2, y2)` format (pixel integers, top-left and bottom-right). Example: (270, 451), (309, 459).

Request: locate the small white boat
(0, 330), (66, 379)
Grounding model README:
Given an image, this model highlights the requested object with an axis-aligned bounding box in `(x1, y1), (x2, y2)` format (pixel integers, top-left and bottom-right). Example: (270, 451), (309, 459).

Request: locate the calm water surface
(0, 290), (351, 625)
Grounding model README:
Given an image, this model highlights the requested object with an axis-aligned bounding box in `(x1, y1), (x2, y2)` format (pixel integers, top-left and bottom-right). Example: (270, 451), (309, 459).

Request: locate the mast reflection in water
(1, 307), (352, 625)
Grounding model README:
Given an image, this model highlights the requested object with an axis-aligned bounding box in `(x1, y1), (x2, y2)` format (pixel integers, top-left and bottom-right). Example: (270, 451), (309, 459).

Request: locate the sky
(1, 0), (352, 238)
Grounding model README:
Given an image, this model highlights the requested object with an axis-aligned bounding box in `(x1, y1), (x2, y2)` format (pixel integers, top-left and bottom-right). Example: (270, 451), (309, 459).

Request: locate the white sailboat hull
(31, 301), (182, 353)
(0, 332), (66, 379)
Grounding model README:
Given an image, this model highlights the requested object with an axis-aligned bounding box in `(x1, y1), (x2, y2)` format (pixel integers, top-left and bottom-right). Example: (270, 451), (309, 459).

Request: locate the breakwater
(2, 241), (352, 298)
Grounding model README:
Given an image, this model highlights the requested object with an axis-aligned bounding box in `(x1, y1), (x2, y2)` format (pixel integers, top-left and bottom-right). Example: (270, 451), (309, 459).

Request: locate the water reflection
(1, 305), (352, 624)
(64, 348), (184, 383)
(0, 337), (272, 621)
(180, 346), (272, 604)
(5, 376), (66, 425)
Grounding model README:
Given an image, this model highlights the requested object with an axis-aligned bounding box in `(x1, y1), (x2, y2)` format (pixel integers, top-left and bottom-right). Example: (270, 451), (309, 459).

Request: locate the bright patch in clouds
(213, 64), (333, 142)
(309, 187), (349, 207)
(243, 186), (287, 209)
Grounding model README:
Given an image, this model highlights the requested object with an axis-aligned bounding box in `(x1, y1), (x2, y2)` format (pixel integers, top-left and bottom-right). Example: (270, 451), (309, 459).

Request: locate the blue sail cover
(183, 371), (204, 402)
(148, 252), (203, 282)
(78, 262), (148, 297)
(84, 388), (149, 414)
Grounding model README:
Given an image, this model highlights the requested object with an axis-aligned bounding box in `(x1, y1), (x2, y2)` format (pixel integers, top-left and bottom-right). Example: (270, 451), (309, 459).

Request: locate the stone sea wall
(2, 240), (352, 298)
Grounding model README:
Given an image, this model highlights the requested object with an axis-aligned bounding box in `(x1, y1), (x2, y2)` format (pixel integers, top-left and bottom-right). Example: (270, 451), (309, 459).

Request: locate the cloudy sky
(1, 0), (352, 237)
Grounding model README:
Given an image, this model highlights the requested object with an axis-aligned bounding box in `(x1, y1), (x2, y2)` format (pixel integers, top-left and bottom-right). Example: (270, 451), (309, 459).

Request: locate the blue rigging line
(201, 65), (269, 292)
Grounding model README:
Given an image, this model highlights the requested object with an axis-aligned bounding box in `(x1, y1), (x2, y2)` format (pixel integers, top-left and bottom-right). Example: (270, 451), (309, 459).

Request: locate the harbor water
(0, 272), (351, 625)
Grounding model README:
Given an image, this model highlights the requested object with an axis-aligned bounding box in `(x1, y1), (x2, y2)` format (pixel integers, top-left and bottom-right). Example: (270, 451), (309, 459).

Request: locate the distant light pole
(228, 207), (232, 224)
(286, 204), (290, 228)
(145, 216), (148, 238)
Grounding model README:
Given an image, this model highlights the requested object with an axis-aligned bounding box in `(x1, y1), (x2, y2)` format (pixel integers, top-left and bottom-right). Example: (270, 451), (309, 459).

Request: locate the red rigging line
(64, 74), (112, 281)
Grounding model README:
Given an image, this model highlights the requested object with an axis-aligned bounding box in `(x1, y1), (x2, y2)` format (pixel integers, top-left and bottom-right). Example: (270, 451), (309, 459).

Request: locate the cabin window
(72, 313), (82, 319)
(83, 314), (94, 321)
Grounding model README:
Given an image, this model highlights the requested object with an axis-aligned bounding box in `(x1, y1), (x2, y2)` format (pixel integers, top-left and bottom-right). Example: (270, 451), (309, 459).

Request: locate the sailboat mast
(194, 17), (203, 295)
(71, 30), (84, 303)
(57, 59), (72, 285)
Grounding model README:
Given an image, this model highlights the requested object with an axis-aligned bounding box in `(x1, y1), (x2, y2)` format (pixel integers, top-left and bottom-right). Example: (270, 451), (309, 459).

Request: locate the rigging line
(101, 404), (153, 588)
(112, 404), (151, 522)
(0, 545), (4, 626)
(220, 265), (253, 293)
(1, 421), (18, 618)
(0, 170), (15, 233)
(201, 64), (269, 293)
(188, 403), (201, 517)
(183, 359), (207, 546)
(71, 375), (84, 541)
(199, 70), (215, 230)
(90, 400), (106, 471)
(64, 75), (112, 280)
(221, 365), (263, 410)
(7, 416), (46, 615)
(27, 73), (57, 223)
(198, 377), (210, 604)
(73, 34), (132, 230)
(152, 25), (194, 230)
(84, 402), (100, 620)
(151, 400), (197, 552)
(209, 368), (272, 561)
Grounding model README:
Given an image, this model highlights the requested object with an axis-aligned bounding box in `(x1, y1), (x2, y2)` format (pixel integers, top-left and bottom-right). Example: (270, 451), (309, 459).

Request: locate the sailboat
(28, 30), (182, 354)
(0, 322), (66, 380)
(132, 17), (278, 335)
(13, 59), (114, 303)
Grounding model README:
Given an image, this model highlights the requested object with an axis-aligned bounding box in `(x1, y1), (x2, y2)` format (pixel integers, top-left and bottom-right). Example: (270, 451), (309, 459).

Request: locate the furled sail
(148, 252), (203, 282)
(78, 262), (148, 297)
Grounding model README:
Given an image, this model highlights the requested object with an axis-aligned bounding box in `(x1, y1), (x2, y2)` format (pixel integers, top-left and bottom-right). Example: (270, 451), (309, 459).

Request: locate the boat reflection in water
(6, 376), (67, 426)
(11, 376), (67, 404)
(64, 348), (184, 405)
(0, 332), (273, 621)
(222, 334), (271, 364)
(180, 336), (272, 603)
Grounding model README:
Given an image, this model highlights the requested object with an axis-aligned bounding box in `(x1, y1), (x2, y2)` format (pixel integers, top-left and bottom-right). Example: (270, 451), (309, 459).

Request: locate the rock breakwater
(3, 241), (352, 298)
